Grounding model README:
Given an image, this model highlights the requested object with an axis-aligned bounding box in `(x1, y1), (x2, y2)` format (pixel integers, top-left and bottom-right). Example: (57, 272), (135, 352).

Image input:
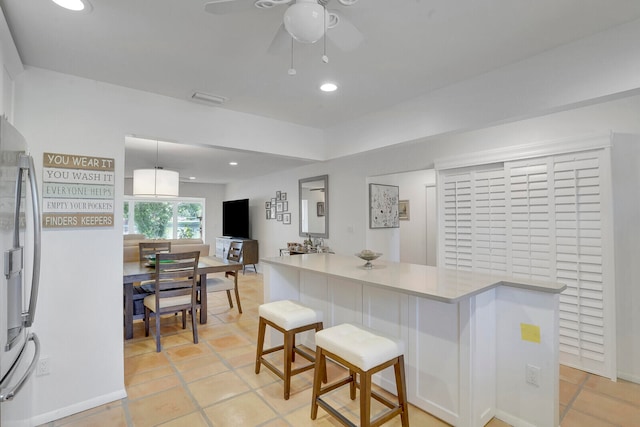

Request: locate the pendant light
(133, 141), (179, 197)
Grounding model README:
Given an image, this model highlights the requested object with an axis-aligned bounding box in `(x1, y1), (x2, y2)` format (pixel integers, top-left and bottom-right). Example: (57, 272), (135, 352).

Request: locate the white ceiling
(3, 0), (640, 183)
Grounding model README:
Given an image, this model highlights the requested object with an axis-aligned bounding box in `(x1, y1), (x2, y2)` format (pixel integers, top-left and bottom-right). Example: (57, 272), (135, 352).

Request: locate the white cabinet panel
(408, 296), (460, 425)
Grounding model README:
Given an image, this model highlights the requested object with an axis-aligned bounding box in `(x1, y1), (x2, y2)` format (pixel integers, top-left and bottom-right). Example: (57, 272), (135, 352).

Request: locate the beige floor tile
(207, 333), (253, 351)
(165, 342), (212, 363)
(128, 387), (196, 427)
(584, 375), (640, 407)
(125, 365), (174, 387)
(256, 379), (315, 415)
(560, 365), (588, 385)
(124, 352), (170, 377)
(157, 411), (209, 427)
(559, 379), (580, 406)
(180, 358), (229, 383)
(203, 392), (277, 426)
(188, 370), (250, 407)
(485, 417), (511, 427)
(217, 344), (259, 369)
(52, 402), (124, 427)
(261, 419), (292, 427)
(571, 388), (640, 426)
(235, 363), (279, 389)
(53, 404), (127, 427)
(285, 405), (346, 426)
(560, 408), (618, 427)
(126, 373), (181, 400)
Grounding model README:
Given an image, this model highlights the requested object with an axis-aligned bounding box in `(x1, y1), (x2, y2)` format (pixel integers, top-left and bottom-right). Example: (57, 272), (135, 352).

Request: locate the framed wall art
(399, 200), (410, 220)
(369, 183), (399, 228)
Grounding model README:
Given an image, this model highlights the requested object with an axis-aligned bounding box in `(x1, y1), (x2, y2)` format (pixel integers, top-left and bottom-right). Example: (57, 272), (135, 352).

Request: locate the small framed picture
(270, 206), (276, 219)
(281, 192), (287, 201)
(271, 198), (276, 206)
(276, 191), (281, 200)
(266, 209), (271, 220)
(317, 201), (325, 217)
(283, 213), (291, 224)
(277, 213), (283, 221)
(265, 201), (271, 209)
(283, 201), (288, 212)
(276, 201), (284, 212)
(399, 200), (410, 220)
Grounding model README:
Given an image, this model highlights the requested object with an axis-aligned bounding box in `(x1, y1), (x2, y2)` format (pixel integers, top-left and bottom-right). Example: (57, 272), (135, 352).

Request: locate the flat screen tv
(222, 198), (250, 238)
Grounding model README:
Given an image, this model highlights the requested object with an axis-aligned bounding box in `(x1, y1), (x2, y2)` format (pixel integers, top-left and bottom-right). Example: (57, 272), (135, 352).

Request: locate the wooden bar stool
(311, 323), (409, 427)
(255, 300), (324, 399)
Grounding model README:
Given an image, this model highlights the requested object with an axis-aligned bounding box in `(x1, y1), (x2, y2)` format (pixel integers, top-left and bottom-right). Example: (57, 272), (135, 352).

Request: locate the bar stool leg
(360, 369), (371, 427)
(395, 355), (410, 427)
(349, 368), (357, 400)
(283, 330), (294, 400)
(255, 317), (266, 374)
(310, 346), (324, 420)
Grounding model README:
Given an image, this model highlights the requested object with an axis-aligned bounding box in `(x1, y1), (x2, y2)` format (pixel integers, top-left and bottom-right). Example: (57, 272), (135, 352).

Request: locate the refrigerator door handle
(0, 333), (40, 402)
(18, 154), (41, 327)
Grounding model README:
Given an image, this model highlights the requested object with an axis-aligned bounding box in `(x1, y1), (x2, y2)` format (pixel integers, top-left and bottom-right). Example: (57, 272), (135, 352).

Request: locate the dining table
(123, 255), (242, 340)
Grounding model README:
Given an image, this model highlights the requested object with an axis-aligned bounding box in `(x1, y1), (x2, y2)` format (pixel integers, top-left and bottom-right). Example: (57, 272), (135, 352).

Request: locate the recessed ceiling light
(51, 0), (91, 12)
(320, 82), (338, 92)
(229, 161), (238, 166)
(188, 176), (196, 180)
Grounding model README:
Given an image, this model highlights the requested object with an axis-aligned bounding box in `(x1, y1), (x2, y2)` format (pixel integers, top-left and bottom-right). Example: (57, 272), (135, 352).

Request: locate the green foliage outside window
(134, 202), (173, 239)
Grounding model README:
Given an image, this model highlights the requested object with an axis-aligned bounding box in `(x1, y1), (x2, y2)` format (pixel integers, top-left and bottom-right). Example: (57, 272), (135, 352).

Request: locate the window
(123, 197), (204, 239)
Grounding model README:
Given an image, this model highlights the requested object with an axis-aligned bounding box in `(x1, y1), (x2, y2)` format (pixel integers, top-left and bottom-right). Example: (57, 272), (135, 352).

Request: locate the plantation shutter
(441, 171), (473, 270)
(505, 158), (554, 281)
(552, 151), (612, 376)
(437, 146), (615, 379)
(473, 168), (508, 274)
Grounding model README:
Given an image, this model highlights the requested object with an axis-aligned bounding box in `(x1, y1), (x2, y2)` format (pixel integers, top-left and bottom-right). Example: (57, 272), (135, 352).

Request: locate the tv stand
(215, 237), (258, 273)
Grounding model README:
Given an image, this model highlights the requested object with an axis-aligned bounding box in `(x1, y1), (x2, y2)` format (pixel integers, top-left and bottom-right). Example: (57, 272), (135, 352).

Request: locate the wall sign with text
(42, 152), (115, 228)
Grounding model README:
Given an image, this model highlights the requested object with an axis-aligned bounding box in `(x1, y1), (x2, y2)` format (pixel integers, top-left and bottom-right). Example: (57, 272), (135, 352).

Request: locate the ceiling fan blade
(204, 0), (251, 15)
(326, 11), (364, 52)
(267, 24), (291, 55)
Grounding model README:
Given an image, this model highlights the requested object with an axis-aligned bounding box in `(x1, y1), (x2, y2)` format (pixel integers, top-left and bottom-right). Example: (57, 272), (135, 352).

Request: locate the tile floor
(42, 273), (640, 427)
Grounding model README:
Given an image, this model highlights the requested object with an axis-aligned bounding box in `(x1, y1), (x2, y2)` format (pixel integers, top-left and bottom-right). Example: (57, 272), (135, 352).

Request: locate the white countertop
(261, 253), (566, 303)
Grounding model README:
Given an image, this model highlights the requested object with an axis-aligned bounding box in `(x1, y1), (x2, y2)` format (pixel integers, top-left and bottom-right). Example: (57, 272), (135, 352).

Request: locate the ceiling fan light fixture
(51, 0), (91, 12)
(320, 82), (338, 92)
(284, 0), (328, 44)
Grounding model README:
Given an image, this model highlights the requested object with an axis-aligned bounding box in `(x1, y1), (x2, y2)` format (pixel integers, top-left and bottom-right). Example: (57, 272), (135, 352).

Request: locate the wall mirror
(299, 175), (328, 238)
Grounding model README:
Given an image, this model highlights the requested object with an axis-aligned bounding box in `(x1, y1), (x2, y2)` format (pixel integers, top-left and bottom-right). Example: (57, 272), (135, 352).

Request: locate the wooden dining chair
(204, 241), (243, 313)
(144, 251), (200, 352)
(139, 241), (171, 261)
(137, 241), (173, 295)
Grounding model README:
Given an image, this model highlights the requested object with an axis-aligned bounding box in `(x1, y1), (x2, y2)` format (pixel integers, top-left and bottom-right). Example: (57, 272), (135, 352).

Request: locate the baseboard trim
(30, 389), (127, 426)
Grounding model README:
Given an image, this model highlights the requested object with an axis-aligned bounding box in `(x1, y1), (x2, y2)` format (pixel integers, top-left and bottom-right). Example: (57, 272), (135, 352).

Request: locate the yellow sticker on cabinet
(520, 323), (541, 343)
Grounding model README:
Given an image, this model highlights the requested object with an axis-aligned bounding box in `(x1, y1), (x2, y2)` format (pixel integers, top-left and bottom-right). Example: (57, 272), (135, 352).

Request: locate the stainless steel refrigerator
(0, 117), (41, 426)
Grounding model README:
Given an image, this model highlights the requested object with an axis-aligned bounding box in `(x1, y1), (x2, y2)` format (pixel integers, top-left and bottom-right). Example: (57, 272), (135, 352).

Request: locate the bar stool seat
(311, 323), (409, 427)
(255, 300), (324, 399)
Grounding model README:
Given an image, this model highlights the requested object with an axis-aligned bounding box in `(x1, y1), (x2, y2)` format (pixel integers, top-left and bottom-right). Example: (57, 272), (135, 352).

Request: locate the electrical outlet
(526, 364), (540, 387)
(36, 357), (50, 376)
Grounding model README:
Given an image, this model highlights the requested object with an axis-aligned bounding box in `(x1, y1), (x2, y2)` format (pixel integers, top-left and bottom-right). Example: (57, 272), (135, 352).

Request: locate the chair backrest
(152, 251), (200, 310)
(139, 241), (172, 260)
(227, 241), (243, 262)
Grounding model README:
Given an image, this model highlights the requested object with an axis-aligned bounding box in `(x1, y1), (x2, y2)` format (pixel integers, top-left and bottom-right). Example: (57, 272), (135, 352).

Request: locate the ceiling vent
(190, 91), (228, 106)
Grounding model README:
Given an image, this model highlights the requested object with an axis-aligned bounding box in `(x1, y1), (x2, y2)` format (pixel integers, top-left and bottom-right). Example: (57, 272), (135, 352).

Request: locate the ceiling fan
(204, 0), (364, 54)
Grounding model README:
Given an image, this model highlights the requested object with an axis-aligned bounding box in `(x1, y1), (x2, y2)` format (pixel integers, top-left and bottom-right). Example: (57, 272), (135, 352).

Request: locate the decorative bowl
(355, 251), (382, 269)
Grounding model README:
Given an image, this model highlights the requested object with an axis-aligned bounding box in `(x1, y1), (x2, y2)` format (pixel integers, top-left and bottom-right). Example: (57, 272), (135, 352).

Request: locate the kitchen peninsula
(261, 253), (566, 427)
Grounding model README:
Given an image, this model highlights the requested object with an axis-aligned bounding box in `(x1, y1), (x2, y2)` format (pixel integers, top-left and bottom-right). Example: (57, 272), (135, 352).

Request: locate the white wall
(611, 135), (640, 383)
